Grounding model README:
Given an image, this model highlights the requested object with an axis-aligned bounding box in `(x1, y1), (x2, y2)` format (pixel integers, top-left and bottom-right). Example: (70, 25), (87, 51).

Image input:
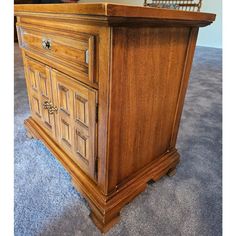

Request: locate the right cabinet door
(51, 69), (98, 180)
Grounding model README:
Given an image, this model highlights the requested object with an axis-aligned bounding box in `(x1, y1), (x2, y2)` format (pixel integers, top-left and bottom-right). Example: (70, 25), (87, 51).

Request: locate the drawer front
(18, 26), (96, 85)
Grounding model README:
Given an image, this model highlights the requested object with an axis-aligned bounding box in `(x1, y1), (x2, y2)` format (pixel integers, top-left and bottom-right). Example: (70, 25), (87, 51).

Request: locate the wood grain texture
(14, 3), (215, 26)
(18, 24), (97, 86)
(18, 14), (112, 194)
(15, 3), (215, 233)
(107, 26), (191, 192)
(24, 56), (56, 139)
(51, 69), (98, 180)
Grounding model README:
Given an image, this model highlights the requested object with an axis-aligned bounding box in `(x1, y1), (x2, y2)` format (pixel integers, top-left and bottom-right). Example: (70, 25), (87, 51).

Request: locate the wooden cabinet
(15, 3), (215, 233)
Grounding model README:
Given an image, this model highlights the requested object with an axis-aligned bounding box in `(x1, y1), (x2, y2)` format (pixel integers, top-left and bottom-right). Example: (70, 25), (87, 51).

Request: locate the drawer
(17, 25), (96, 85)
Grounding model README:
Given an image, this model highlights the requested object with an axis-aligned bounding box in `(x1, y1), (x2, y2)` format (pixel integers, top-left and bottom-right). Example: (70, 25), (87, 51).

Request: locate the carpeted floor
(14, 43), (222, 236)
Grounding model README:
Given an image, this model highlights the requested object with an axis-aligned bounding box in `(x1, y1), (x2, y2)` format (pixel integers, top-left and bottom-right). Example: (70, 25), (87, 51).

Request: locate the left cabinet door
(24, 57), (56, 138)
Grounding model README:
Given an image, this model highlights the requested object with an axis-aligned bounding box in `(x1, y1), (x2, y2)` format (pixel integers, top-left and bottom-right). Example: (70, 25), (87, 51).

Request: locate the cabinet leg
(90, 209), (120, 234)
(167, 167), (177, 177)
(71, 177), (121, 233)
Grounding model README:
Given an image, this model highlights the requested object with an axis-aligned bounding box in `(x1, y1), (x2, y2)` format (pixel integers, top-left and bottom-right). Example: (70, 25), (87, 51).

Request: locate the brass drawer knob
(42, 38), (52, 50)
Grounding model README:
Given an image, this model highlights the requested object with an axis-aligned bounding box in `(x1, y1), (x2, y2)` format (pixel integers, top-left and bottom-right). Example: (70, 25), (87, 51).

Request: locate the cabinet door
(24, 57), (56, 137)
(51, 69), (97, 180)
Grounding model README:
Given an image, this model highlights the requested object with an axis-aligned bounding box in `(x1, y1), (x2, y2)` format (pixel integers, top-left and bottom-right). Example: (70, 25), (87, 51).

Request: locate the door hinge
(96, 103), (98, 122)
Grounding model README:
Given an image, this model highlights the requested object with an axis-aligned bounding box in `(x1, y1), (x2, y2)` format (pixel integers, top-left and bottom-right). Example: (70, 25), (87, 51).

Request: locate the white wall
(197, 0), (222, 48)
(79, 0), (222, 48)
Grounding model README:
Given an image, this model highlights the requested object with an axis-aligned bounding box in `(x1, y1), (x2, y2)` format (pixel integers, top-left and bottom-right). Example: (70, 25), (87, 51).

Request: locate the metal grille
(144, 0), (203, 12)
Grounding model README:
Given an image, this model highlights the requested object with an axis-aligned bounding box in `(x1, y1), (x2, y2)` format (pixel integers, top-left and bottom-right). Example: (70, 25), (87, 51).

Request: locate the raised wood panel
(75, 128), (89, 163)
(61, 118), (72, 147)
(31, 96), (41, 118)
(75, 93), (89, 127)
(39, 73), (49, 98)
(24, 57), (56, 137)
(58, 84), (70, 115)
(29, 68), (38, 91)
(107, 26), (191, 191)
(51, 69), (97, 180)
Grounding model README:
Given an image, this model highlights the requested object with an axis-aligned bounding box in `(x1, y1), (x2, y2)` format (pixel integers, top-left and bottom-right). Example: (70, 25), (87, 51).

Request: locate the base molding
(90, 211), (120, 233)
(25, 116), (180, 233)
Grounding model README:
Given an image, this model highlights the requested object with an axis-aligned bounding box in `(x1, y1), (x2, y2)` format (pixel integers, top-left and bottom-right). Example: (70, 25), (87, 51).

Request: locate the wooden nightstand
(15, 3), (215, 233)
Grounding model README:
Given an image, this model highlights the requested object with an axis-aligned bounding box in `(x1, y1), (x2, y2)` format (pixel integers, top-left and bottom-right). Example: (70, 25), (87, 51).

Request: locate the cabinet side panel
(108, 26), (191, 191)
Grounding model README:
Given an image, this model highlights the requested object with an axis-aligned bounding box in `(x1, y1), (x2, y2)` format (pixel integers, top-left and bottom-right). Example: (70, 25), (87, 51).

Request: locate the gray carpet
(14, 43), (222, 236)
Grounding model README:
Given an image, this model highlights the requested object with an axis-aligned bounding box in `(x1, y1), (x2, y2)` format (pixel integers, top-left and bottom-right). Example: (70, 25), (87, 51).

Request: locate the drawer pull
(42, 38), (52, 50)
(48, 105), (58, 114)
(85, 49), (89, 64)
(43, 101), (58, 114)
(43, 100), (52, 109)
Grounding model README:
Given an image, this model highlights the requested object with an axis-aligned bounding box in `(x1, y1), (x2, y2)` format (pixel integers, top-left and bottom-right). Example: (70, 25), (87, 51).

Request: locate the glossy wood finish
(108, 26), (192, 192)
(24, 57), (56, 138)
(15, 3), (215, 233)
(14, 3), (215, 23)
(51, 69), (98, 179)
(18, 25), (97, 86)
(14, 0), (33, 42)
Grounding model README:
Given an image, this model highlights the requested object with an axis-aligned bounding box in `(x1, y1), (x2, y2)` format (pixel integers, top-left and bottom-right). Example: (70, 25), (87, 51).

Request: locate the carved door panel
(24, 57), (56, 137)
(51, 69), (97, 180)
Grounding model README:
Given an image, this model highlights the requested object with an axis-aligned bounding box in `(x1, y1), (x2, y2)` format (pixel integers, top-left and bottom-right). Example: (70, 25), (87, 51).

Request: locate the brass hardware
(43, 101), (52, 109)
(85, 49), (89, 64)
(42, 38), (52, 50)
(48, 105), (58, 114)
(43, 101), (58, 114)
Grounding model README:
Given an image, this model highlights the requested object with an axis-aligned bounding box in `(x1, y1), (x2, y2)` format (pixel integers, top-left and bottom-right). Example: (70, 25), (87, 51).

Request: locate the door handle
(43, 101), (58, 114)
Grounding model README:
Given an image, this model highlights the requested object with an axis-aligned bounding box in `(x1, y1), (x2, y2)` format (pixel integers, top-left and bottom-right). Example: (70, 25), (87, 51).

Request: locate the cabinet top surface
(15, 3), (215, 25)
